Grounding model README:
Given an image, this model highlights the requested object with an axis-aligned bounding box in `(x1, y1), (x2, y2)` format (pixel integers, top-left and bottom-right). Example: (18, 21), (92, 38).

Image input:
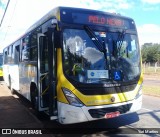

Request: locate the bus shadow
(138, 109), (160, 125)
(43, 112), (139, 135)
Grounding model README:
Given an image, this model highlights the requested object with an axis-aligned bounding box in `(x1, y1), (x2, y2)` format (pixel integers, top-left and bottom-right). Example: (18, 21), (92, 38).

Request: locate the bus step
(50, 116), (58, 120)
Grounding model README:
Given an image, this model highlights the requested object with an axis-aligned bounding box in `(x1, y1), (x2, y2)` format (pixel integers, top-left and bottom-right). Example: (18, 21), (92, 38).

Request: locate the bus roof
(26, 6), (134, 33)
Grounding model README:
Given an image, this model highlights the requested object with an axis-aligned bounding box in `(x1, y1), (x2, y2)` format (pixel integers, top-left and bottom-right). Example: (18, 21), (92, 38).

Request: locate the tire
(11, 88), (15, 95)
(30, 85), (38, 110)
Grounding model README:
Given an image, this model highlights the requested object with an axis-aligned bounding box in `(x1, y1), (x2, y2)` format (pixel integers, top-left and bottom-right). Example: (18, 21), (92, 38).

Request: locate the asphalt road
(0, 79), (159, 137)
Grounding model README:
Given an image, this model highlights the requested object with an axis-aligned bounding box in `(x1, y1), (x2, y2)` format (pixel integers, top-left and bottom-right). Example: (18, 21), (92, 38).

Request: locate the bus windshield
(63, 28), (140, 83)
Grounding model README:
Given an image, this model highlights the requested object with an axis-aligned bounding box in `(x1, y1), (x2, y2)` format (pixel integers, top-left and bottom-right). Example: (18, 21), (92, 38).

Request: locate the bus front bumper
(57, 94), (142, 124)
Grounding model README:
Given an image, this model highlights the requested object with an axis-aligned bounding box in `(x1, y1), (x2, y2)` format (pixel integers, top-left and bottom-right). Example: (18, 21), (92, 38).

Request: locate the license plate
(104, 111), (120, 119)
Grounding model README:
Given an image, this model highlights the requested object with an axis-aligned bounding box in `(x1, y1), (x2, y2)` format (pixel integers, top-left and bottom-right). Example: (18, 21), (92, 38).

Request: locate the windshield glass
(63, 28), (140, 83)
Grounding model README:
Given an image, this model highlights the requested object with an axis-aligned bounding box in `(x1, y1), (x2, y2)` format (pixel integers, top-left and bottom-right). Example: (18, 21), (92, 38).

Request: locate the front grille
(77, 84), (137, 95)
(88, 103), (132, 118)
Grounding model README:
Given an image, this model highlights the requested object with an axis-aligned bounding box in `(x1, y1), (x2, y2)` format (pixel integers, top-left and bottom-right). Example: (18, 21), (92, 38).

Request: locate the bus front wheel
(30, 84), (38, 110)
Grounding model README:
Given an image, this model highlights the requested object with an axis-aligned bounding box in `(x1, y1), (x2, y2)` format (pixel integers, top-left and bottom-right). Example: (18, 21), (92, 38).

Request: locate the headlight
(62, 88), (84, 107)
(135, 84), (143, 99)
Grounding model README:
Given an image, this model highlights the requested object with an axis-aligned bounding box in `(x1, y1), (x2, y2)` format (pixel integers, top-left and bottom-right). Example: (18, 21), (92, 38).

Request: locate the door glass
(39, 36), (49, 73)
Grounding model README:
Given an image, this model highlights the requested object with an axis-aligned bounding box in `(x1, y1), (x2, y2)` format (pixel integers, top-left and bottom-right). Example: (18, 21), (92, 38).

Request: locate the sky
(0, 0), (160, 52)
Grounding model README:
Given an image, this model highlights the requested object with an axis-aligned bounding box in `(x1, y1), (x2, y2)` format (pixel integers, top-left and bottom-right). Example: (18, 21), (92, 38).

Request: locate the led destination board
(72, 13), (131, 28)
(88, 15), (124, 27)
(60, 8), (135, 29)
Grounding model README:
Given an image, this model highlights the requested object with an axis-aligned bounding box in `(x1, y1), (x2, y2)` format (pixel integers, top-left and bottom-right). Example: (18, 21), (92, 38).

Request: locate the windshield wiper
(113, 30), (126, 57)
(117, 30), (126, 54)
(84, 25), (103, 51)
(84, 25), (108, 69)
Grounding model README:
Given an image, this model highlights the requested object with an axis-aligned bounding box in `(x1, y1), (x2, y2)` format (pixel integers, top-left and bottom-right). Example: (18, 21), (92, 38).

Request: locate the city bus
(0, 53), (3, 79)
(3, 7), (143, 124)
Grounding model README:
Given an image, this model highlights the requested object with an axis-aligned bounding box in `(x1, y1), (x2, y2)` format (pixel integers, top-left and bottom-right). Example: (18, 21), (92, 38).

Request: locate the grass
(142, 66), (160, 97)
(143, 66), (160, 75)
(143, 85), (160, 97)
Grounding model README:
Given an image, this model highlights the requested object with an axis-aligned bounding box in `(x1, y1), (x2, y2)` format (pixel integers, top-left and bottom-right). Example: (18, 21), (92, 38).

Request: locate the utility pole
(0, 0), (10, 27)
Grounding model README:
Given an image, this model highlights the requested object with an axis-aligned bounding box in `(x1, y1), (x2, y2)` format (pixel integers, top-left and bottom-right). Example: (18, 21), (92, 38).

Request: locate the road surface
(143, 79), (160, 86)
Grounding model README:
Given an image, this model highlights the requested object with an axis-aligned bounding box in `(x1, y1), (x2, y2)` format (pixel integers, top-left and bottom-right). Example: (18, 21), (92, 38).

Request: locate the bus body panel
(2, 64), (19, 90)
(19, 63), (37, 101)
(57, 102), (88, 124)
(72, 84), (142, 106)
(9, 65), (19, 91)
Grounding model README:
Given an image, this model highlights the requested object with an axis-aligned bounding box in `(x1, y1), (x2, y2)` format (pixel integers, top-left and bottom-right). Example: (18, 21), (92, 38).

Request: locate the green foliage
(141, 43), (160, 63)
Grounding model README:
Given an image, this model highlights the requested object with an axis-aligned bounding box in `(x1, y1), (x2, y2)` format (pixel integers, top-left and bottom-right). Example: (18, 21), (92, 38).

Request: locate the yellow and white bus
(3, 7), (143, 124)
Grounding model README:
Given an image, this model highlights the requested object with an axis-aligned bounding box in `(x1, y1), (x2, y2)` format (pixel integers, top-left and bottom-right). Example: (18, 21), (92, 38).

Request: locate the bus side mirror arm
(54, 31), (61, 48)
(47, 28), (61, 48)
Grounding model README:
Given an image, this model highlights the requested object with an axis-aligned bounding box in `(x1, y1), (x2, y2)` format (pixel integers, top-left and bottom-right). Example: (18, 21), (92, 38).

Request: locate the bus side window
(14, 45), (19, 64)
(11, 45), (14, 64)
(4, 50), (8, 64)
(30, 28), (41, 61)
(30, 46), (38, 61)
(8, 46), (13, 64)
(22, 35), (30, 61)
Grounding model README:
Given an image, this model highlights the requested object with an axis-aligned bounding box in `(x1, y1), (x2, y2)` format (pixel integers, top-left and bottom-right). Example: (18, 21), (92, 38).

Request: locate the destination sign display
(72, 13), (131, 28)
(59, 8), (135, 29)
(88, 15), (124, 27)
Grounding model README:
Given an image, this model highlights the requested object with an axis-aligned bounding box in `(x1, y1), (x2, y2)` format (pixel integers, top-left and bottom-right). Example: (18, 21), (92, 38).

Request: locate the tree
(141, 43), (160, 63)
(141, 46), (148, 63)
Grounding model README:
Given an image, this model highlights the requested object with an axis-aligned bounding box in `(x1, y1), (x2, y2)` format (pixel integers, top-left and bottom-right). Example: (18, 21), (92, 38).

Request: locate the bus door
(37, 31), (56, 116)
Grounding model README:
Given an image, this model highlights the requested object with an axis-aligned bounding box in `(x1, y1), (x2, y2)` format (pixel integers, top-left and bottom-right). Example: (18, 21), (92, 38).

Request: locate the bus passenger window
(14, 45), (19, 64)
(30, 29), (40, 61)
(22, 36), (30, 61)
(4, 51), (8, 64)
(8, 46), (13, 64)
(30, 47), (37, 61)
